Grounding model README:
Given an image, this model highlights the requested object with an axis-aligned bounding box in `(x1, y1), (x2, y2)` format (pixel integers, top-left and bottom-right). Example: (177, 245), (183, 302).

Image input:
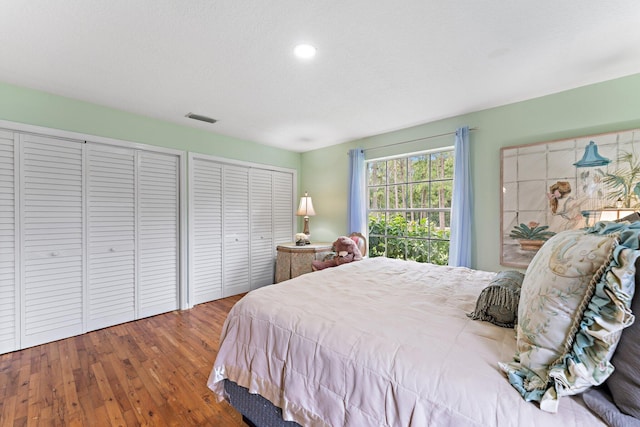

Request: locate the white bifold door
(87, 146), (180, 331)
(0, 130), (17, 353)
(20, 134), (85, 348)
(189, 154), (294, 305)
(272, 171), (295, 248)
(250, 168), (274, 290)
(86, 143), (136, 331)
(222, 165), (250, 297)
(190, 159), (223, 303)
(0, 132), (181, 353)
(136, 151), (180, 318)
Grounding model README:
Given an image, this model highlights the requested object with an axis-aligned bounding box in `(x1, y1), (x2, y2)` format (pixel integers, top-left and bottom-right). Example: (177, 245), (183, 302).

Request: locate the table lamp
(296, 191), (316, 237)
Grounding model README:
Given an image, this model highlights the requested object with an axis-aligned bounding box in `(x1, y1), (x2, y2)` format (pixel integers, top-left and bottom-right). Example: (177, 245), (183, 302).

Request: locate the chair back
(349, 232), (367, 257)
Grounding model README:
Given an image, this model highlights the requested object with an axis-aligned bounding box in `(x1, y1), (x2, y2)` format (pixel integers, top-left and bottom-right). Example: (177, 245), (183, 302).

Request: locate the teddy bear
(311, 236), (363, 271)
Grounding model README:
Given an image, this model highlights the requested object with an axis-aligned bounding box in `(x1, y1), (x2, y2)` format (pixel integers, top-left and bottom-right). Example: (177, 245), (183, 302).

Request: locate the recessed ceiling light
(294, 44), (317, 59)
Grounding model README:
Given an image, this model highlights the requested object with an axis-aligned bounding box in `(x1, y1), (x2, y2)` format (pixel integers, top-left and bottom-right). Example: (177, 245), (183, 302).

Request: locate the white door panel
(273, 171), (294, 245)
(223, 165), (249, 297)
(0, 131), (17, 353)
(21, 134), (84, 348)
(250, 169), (274, 289)
(189, 157), (223, 305)
(137, 151), (179, 318)
(86, 143), (136, 331)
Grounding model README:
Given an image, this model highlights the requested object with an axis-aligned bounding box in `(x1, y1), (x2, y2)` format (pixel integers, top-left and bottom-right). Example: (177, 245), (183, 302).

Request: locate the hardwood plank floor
(0, 295), (245, 427)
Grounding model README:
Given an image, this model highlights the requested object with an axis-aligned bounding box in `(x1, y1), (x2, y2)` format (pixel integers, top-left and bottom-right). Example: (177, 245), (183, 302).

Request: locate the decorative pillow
(467, 270), (524, 328)
(606, 257), (640, 419)
(500, 222), (640, 413)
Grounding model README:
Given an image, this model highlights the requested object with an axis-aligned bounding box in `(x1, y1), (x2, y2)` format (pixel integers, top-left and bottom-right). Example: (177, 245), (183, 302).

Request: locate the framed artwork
(500, 128), (640, 268)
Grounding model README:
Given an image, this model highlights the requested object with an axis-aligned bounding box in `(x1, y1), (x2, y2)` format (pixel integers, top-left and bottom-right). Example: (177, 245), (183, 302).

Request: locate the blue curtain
(448, 126), (472, 267)
(348, 148), (366, 234)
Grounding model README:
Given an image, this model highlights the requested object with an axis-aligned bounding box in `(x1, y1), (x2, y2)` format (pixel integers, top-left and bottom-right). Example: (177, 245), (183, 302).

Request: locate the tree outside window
(367, 149), (454, 265)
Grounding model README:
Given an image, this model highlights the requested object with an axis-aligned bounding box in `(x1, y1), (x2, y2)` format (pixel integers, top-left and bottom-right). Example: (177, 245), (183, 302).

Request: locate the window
(367, 148), (454, 265)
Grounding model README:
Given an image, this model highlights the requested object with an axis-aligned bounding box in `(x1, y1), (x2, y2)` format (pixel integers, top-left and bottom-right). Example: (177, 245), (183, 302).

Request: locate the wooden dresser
(275, 243), (333, 283)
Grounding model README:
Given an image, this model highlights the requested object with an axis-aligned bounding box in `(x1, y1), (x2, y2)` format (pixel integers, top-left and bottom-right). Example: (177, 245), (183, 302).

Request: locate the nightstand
(275, 243), (333, 283)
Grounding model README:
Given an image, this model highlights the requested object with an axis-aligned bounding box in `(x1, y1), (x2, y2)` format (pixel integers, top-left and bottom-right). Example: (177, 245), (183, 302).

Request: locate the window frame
(366, 146), (455, 264)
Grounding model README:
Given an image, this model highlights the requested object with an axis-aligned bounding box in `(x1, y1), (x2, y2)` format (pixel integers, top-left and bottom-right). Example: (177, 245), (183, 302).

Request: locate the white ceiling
(1, 1), (640, 153)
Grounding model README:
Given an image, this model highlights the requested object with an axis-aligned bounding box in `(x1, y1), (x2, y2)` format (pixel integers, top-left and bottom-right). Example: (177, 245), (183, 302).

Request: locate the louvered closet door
(273, 171), (294, 245)
(21, 134), (83, 348)
(137, 151), (179, 318)
(86, 144), (135, 331)
(223, 165), (249, 297)
(190, 158), (223, 304)
(0, 130), (17, 353)
(250, 169), (274, 290)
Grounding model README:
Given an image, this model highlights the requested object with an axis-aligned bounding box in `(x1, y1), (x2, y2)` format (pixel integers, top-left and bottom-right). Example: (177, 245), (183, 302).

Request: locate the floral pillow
(606, 258), (640, 420)
(468, 270), (524, 328)
(499, 222), (640, 413)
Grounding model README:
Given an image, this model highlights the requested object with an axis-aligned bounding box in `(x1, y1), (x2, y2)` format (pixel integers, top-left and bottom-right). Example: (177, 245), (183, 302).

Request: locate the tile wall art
(501, 128), (640, 268)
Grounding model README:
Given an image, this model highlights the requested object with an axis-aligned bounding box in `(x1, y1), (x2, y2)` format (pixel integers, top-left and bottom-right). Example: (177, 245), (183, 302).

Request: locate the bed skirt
(224, 380), (301, 427)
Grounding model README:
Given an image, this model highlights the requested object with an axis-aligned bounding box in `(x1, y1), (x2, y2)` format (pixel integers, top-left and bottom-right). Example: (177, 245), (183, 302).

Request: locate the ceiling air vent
(186, 112), (217, 124)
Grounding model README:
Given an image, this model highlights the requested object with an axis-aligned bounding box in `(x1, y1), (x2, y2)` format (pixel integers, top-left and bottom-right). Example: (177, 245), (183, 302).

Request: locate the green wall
(0, 81), (301, 170)
(4, 74), (640, 273)
(301, 73), (640, 272)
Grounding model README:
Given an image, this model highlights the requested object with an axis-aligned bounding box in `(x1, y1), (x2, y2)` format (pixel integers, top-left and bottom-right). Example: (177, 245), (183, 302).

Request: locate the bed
(208, 224), (640, 427)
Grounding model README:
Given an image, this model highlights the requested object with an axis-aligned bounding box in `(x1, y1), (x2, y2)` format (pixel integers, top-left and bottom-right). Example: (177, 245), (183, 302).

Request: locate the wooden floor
(0, 295), (246, 427)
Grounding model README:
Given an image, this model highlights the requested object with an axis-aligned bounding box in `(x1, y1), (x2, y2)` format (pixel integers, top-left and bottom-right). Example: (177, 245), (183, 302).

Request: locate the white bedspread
(208, 257), (604, 427)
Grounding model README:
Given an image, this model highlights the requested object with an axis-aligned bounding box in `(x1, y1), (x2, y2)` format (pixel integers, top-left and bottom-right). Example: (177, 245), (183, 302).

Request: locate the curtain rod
(361, 127), (477, 153)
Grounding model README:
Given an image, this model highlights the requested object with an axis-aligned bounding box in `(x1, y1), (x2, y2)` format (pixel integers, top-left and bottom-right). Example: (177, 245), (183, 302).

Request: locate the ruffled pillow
(500, 222), (640, 413)
(606, 257), (640, 419)
(467, 270), (524, 328)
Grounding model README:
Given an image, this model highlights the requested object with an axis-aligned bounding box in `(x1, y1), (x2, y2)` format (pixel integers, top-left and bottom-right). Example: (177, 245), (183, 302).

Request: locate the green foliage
(509, 223), (555, 241)
(367, 152), (454, 210)
(368, 214), (450, 265)
(367, 150), (454, 266)
(602, 151), (640, 208)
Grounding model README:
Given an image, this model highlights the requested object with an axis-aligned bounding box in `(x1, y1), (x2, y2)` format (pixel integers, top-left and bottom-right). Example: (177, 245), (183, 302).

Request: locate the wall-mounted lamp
(296, 191), (316, 236)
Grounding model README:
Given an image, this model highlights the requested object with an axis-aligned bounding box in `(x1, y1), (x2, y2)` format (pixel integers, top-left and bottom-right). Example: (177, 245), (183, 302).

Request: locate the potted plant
(509, 221), (556, 251)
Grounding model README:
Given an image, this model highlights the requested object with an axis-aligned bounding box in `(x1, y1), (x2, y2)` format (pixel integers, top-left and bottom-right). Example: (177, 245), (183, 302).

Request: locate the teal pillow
(468, 270), (524, 328)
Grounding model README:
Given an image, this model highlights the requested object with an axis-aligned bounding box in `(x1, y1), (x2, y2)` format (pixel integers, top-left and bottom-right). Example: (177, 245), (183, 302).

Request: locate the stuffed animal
(311, 236), (363, 271)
